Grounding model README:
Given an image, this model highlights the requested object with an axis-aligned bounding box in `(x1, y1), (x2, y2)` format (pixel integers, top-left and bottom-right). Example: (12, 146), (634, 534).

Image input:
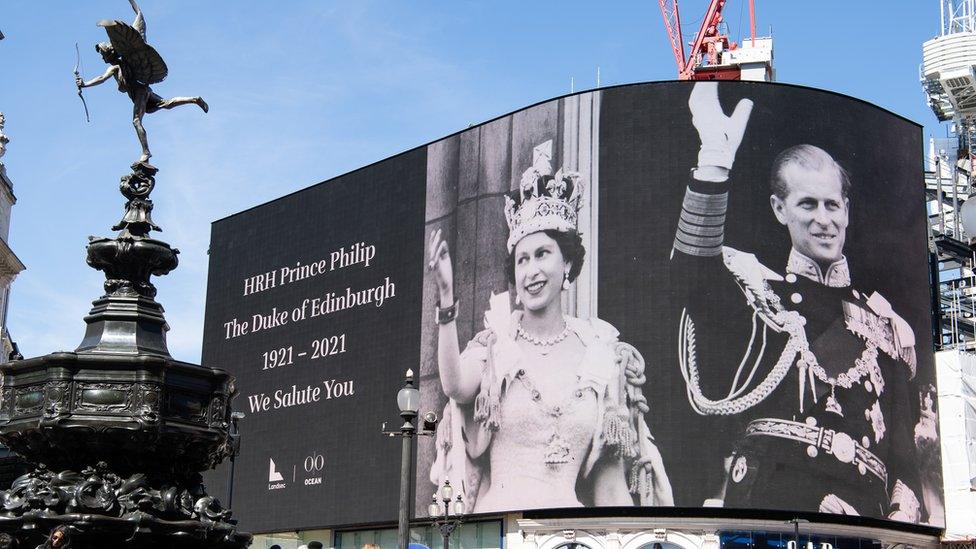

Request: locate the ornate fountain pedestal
(0, 163), (250, 548)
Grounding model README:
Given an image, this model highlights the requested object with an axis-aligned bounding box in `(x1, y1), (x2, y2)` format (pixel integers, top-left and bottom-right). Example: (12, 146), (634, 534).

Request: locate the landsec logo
(268, 457), (286, 490)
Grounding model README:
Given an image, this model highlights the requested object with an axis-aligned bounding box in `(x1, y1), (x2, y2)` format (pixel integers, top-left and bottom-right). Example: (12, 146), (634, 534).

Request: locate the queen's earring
(562, 272), (571, 291)
(515, 293), (521, 305)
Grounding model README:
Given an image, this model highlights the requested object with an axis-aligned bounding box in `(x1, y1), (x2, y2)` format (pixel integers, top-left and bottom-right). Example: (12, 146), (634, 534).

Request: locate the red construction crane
(659, 0), (758, 80)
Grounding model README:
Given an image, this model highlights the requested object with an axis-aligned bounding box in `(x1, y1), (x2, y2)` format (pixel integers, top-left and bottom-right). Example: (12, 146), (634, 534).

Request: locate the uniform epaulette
(851, 291), (918, 377)
(721, 246), (785, 328)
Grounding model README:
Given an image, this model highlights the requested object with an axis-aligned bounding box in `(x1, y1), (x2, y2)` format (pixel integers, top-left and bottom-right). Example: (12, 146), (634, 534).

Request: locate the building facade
(0, 115), (24, 364)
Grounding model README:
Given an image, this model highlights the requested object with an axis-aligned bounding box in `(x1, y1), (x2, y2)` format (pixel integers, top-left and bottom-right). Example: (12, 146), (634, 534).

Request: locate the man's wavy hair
(770, 144), (851, 200)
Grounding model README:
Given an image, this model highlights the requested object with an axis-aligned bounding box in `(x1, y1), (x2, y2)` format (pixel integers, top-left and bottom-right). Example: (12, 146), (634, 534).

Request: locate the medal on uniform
(825, 385), (843, 416)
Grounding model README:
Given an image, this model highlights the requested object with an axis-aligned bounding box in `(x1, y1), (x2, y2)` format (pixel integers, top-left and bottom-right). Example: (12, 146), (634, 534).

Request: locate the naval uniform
(670, 179), (923, 522)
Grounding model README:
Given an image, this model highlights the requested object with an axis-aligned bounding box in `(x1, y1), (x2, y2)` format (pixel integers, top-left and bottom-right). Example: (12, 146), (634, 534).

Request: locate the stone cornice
(0, 237), (24, 277)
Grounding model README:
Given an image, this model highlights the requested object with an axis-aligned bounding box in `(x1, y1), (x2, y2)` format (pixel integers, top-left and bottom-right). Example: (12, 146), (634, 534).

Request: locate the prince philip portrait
(666, 82), (942, 524)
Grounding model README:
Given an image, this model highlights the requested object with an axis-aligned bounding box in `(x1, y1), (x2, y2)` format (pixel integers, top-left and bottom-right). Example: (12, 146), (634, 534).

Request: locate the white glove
(688, 82), (754, 180)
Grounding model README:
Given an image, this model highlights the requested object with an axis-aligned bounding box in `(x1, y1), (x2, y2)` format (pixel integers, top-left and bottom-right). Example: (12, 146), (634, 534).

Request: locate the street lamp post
(395, 369), (421, 549)
(428, 480), (465, 549)
(227, 411), (245, 510)
(788, 518), (809, 549)
(384, 369), (439, 549)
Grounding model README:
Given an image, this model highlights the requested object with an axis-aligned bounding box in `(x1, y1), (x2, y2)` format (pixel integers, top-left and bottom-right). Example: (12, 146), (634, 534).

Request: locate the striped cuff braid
(673, 188), (728, 257)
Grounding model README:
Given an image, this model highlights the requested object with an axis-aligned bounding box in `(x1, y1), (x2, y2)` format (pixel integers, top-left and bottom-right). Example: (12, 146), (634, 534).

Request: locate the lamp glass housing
(452, 498), (465, 516)
(428, 501), (441, 517)
(440, 482), (453, 501)
(961, 197), (976, 236)
(397, 385), (420, 413)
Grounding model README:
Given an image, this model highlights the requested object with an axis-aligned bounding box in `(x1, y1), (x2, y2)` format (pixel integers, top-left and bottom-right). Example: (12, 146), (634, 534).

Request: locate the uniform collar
(786, 248), (851, 288)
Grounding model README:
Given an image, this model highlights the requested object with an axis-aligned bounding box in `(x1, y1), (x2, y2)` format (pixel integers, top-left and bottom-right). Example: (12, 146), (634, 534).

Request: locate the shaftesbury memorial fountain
(0, 2), (249, 547)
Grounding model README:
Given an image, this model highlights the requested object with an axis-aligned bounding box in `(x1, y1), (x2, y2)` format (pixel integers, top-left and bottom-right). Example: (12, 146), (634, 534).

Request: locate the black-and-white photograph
(599, 81), (942, 525)
(417, 93), (673, 515)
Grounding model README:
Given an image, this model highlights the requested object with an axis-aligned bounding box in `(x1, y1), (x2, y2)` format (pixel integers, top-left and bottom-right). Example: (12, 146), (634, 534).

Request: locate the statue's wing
(97, 19), (168, 85)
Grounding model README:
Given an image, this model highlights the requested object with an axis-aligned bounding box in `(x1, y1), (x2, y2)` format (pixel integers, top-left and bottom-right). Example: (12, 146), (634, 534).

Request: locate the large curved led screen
(202, 81), (942, 533)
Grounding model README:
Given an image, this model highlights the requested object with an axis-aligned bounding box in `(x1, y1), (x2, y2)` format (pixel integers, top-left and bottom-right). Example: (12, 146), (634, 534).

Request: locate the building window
(753, 530), (789, 549)
(637, 543), (685, 549)
(336, 520), (502, 549)
(721, 531), (754, 549)
(251, 529), (330, 549)
(720, 531), (882, 549)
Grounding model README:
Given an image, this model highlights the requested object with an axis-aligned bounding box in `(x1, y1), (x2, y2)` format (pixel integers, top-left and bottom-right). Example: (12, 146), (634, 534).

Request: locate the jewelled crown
(504, 140), (585, 252)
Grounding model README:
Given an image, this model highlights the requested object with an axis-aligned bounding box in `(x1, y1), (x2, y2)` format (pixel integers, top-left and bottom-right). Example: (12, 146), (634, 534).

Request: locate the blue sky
(0, 1), (952, 362)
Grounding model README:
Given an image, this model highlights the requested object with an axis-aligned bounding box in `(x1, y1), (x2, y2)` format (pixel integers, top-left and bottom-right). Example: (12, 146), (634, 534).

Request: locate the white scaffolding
(924, 2), (976, 351)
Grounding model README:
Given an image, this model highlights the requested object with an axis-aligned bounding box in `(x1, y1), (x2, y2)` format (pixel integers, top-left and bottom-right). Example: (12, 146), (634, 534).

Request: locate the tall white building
(0, 115), (26, 363)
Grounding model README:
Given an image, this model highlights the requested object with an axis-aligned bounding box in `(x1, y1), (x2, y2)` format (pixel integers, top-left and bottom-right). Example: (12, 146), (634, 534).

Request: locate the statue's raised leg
(156, 96), (209, 113)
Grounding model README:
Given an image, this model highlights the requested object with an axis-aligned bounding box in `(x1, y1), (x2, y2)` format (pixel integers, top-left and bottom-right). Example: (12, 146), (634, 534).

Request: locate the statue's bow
(73, 43), (91, 123)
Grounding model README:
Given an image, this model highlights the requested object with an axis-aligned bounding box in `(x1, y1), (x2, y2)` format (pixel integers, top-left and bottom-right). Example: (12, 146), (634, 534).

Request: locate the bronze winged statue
(75, 0), (208, 163)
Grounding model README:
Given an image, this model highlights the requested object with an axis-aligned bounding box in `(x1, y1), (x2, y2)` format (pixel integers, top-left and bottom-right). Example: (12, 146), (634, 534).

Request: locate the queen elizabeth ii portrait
(416, 97), (673, 514)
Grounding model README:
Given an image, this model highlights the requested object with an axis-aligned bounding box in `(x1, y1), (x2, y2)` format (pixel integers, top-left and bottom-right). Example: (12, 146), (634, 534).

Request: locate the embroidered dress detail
(544, 430), (572, 465)
(510, 369), (591, 468)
